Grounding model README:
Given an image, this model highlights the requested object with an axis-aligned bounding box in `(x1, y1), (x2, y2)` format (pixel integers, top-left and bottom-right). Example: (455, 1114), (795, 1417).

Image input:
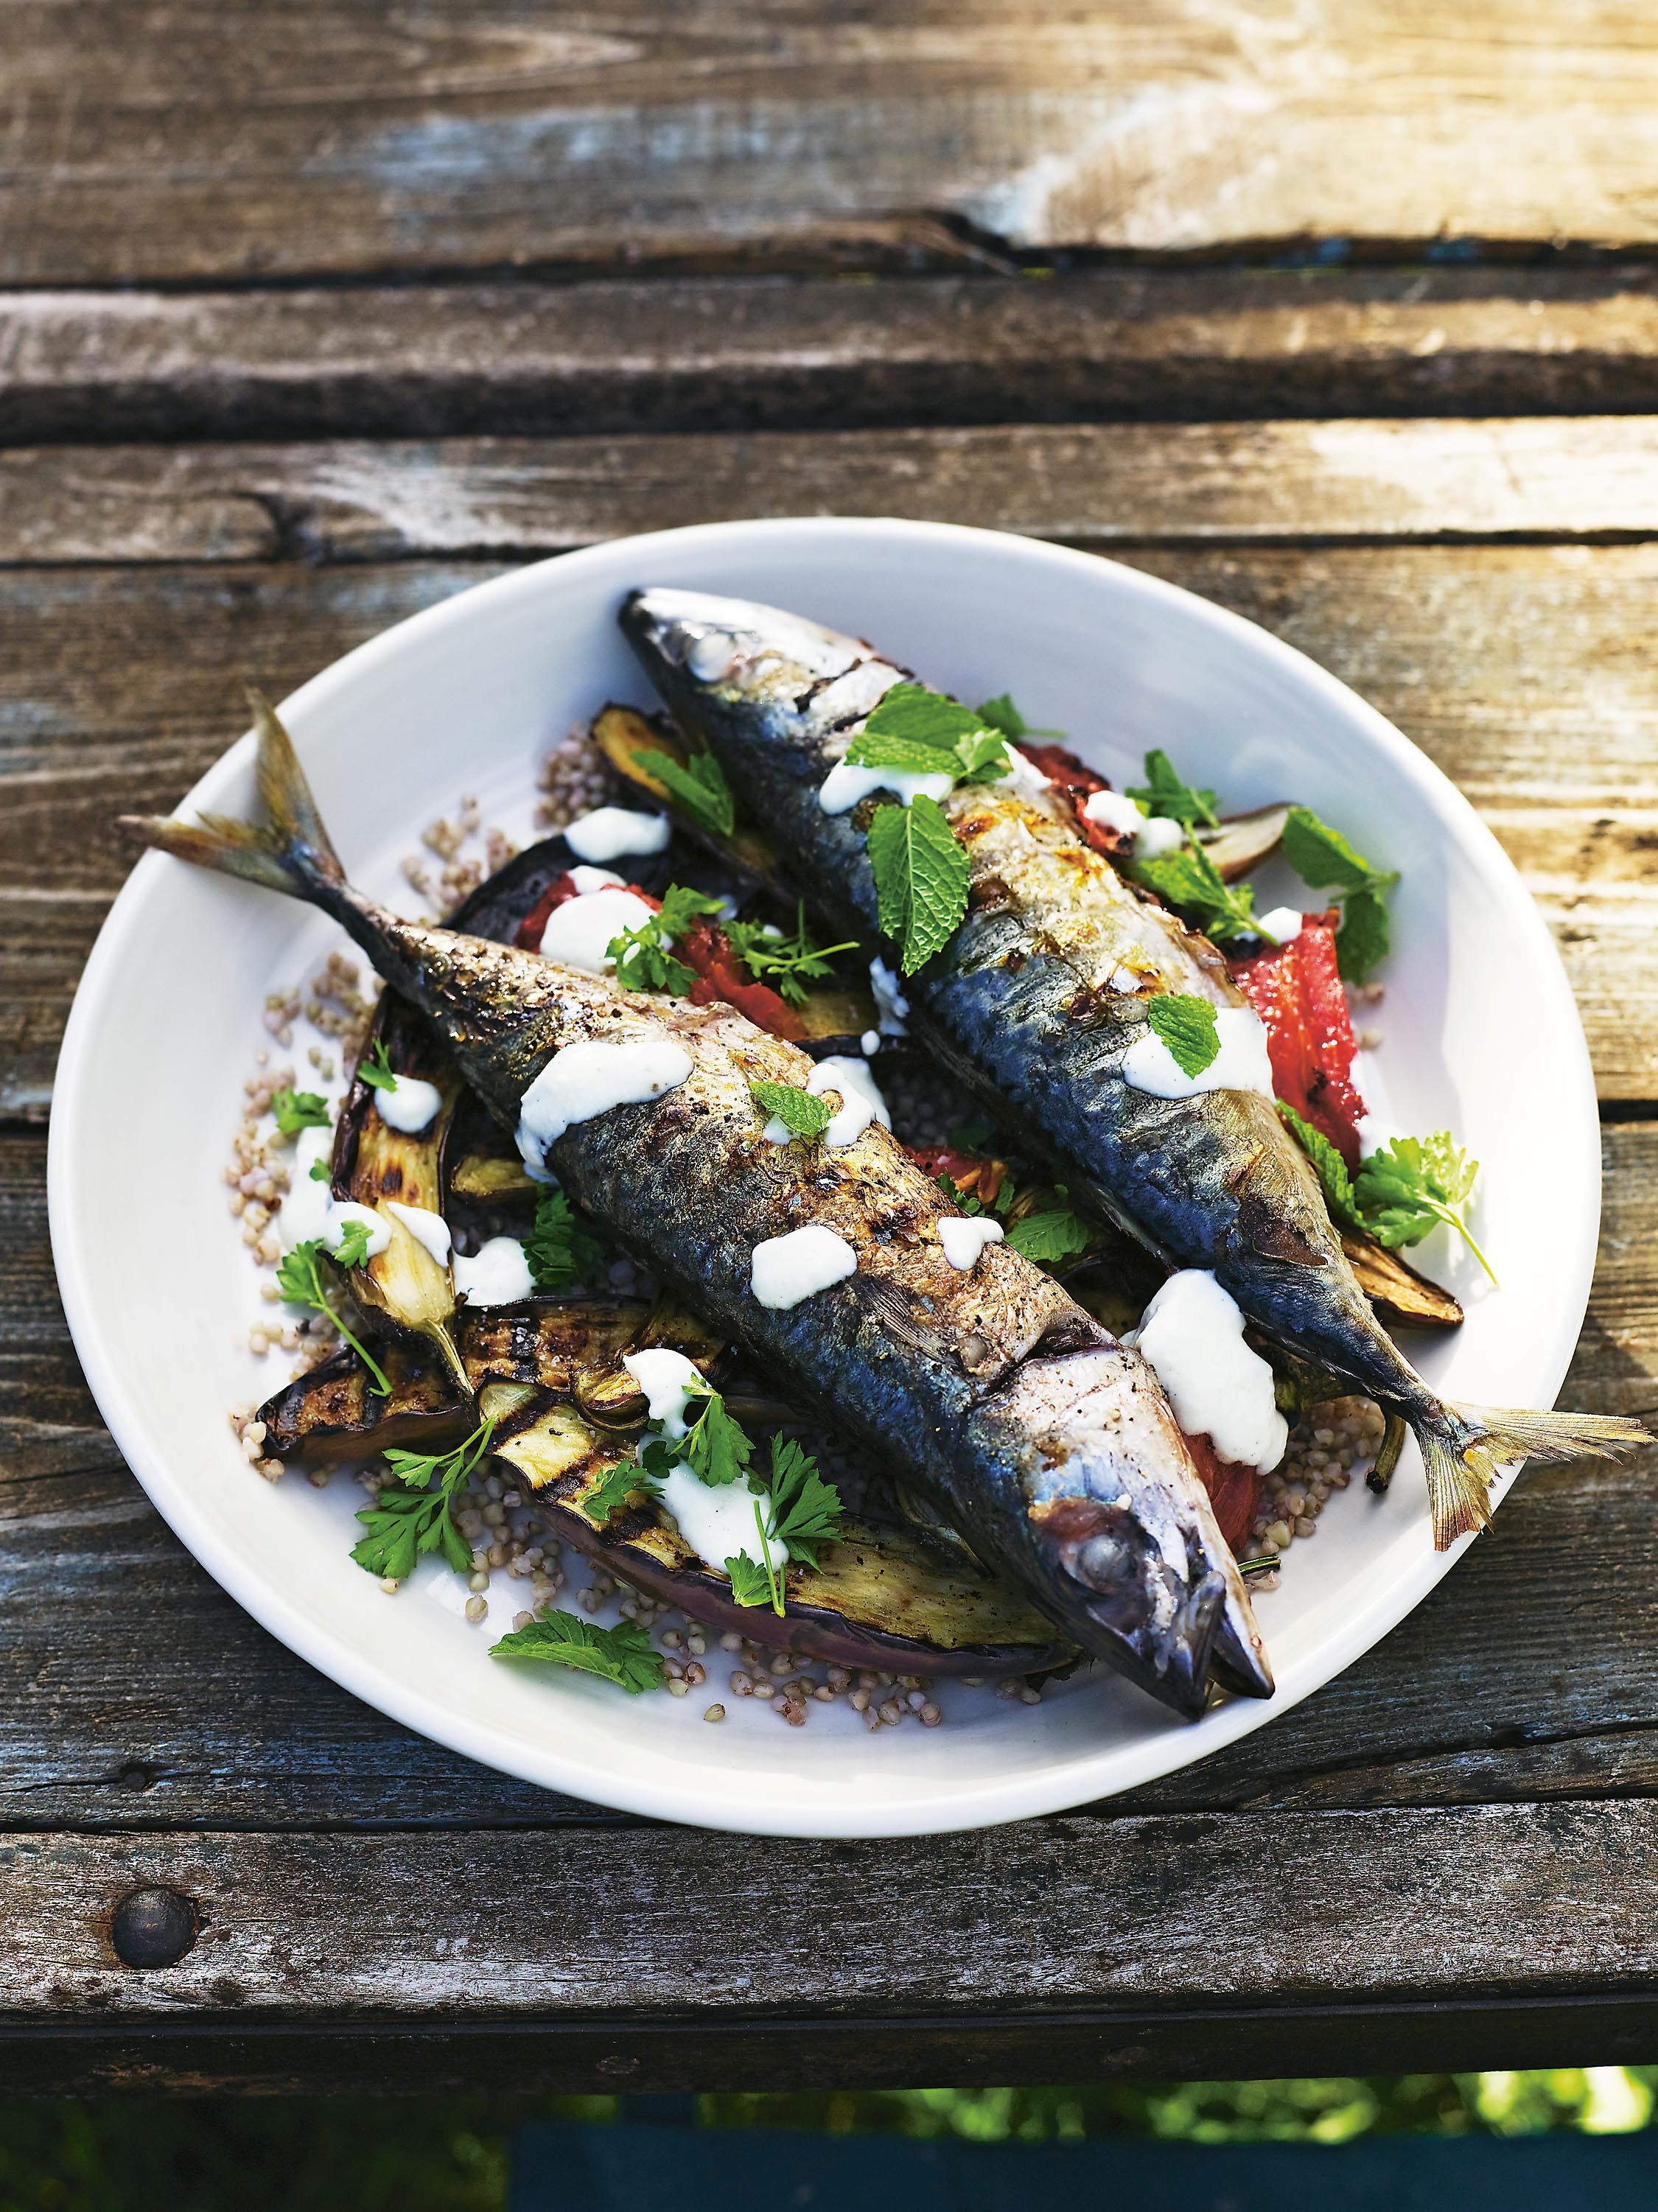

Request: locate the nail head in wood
(111, 1886), (198, 1969)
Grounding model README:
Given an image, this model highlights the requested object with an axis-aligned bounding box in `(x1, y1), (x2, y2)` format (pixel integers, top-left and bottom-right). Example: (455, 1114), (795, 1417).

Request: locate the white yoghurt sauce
(515, 1036), (694, 1173)
(1133, 1270), (1288, 1472)
(660, 1462), (786, 1575)
(860, 1029), (881, 1056)
(374, 1071), (444, 1134)
(452, 1236), (534, 1306)
(1253, 906), (1304, 945)
(385, 1200), (452, 1270)
(566, 864), (626, 895)
(563, 807), (671, 864)
(868, 956), (910, 1037)
(750, 1224), (858, 1309)
(279, 1126), (391, 1260)
(1081, 787), (1188, 858)
(761, 1054), (890, 1150)
(1122, 1005), (1275, 1102)
(536, 884), (657, 973)
(1001, 748), (1052, 801)
(937, 1216), (1004, 1270)
(817, 759), (954, 815)
(621, 1347), (702, 1439)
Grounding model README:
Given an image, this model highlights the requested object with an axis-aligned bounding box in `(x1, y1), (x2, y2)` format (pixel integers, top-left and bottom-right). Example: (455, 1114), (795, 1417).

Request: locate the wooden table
(7, 1), (1658, 2095)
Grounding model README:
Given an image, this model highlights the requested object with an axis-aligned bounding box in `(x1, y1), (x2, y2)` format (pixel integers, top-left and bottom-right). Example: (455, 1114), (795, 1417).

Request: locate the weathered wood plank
(6, 547), (1658, 1115)
(15, 3), (1658, 281)
(17, 419), (1658, 568)
(1, 1119), (1654, 1834)
(13, 270), (1658, 444)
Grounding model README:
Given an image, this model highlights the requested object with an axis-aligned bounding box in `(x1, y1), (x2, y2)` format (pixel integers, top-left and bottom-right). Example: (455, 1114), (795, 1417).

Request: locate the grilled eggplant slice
(332, 995), (466, 1384)
(1340, 1231), (1464, 1331)
(1195, 802), (1292, 881)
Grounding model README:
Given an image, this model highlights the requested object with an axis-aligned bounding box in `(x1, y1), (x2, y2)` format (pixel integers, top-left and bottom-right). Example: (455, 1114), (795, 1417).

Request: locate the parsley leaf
(766, 1435), (844, 1569)
(351, 1411), (497, 1579)
(1144, 993), (1220, 1077)
(1354, 1133), (1496, 1284)
(681, 1379), (753, 1488)
(1130, 835), (1260, 943)
(637, 748), (734, 839)
(492, 1609), (665, 1694)
(724, 1550), (777, 1610)
(332, 1217), (372, 1270)
(309, 1157), (331, 1182)
(274, 1237), (391, 1395)
(1004, 1206), (1091, 1264)
(357, 1036), (398, 1093)
(1276, 1102), (1362, 1229)
(866, 793), (970, 975)
(524, 1188), (606, 1292)
(1127, 748), (1220, 829)
(749, 1078), (833, 1141)
(582, 1455), (665, 1527)
(1280, 806), (1401, 983)
(724, 904), (858, 1007)
(607, 882), (725, 995)
(271, 1086), (330, 1135)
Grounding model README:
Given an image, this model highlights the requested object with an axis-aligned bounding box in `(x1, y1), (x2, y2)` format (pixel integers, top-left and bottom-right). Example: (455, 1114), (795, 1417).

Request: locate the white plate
(49, 519), (1599, 1837)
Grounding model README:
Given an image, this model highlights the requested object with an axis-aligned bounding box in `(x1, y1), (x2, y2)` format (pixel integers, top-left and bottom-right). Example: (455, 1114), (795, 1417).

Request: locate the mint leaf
(976, 693), (1026, 741)
(866, 793), (970, 976)
(635, 748), (734, 839)
(1277, 1102), (1361, 1230)
(491, 1609), (664, 1694)
(1145, 993), (1220, 1077)
(1130, 836), (1259, 944)
(1335, 879), (1393, 984)
(1127, 749), (1219, 829)
(524, 1188), (606, 1291)
(749, 1078), (833, 1141)
(1280, 807), (1399, 984)
(272, 1087), (329, 1135)
(851, 685), (1010, 785)
(1004, 1208), (1091, 1264)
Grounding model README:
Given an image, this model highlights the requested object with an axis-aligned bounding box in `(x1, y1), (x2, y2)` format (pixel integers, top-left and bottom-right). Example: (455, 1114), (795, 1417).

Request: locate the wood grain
(2, 1113), (1656, 1838)
(13, 270), (1658, 444)
(17, 419), (1658, 568)
(14, 4), (1658, 281)
(7, 546), (1658, 1114)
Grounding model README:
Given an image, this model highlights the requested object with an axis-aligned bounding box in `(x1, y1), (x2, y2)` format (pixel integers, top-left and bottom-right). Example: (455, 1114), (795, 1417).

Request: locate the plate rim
(46, 516), (1601, 1836)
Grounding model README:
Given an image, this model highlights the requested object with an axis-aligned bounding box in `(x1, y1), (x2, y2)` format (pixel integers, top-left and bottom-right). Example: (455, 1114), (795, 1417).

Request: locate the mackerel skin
(619, 586), (1441, 1427)
(125, 715), (1271, 1717)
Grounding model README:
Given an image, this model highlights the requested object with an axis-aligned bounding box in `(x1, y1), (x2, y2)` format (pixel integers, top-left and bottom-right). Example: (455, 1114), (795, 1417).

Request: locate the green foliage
(1354, 1130), (1495, 1283)
(1277, 1102), (1362, 1229)
(270, 1086), (329, 1135)
(357, 1036), (398, 1092)
(580, 1456), (663, 1527)
(749, 1078), (833, 1141)
(724, 903), (857, 1007)
(273, 1237), (391, 1395)
(1127, 747), (1220, 829)
(606, 883), (724, 995)
(1144, 993), (1220, 1077)
(1281, 803), (1401, 982)
(766, 1433), (843, 1569)
(491, 1609), (664, 1694)
(849, 683), (1011, 783)
(866, 793), (970, 975)
(637, 747), (735, 837)
(523, 1188), (606, 1291)
(680, 1379), (753, 1488)
(1129, 836), (1260, 943)
(350, 1415), (497, 1581)
(1004, 1205), (1090, 1265)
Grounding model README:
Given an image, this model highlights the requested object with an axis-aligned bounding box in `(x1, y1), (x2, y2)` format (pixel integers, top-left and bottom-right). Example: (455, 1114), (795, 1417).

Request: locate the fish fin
(1416, 1404), (1651, 1551)
(119, 692), (347, 909)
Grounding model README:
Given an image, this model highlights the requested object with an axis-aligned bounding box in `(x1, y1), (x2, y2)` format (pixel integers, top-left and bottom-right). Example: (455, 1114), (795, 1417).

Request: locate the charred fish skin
(120, 698), (1270, 1718)
(620, 587), (1650, 1547)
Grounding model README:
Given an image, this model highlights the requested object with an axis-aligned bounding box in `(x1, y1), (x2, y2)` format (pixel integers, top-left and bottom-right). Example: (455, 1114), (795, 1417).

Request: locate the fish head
(620, 587), (903, 774)
(973, 1345), (1273, 1718)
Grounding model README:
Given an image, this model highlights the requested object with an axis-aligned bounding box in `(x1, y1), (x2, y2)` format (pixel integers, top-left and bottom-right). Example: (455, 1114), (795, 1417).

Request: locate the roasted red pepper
(1229, 911), (1365, 1168)
(1019, 741), (1134, 858)
(1180, 1430), (1263, 1557)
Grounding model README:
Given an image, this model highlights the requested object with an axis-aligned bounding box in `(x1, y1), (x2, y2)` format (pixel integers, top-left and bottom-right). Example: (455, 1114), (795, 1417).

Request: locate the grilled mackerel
(122, 697), (1271, 1718)
(620, 586), (1647, 1547)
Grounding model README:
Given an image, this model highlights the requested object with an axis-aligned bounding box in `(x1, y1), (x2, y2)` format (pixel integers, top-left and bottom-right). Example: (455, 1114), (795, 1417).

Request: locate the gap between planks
(10, 270), (1658, 443)
(11, 419), (1658, 568)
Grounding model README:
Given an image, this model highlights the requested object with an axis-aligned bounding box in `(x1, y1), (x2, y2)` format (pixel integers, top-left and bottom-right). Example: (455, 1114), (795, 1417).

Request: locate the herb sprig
(606, 883), (724, 995)
(1145, 993), (1221, 1077)
(357, 1036), (398, 1093)
(271, 1086), (329, 1135)
(844, 684), (1012, 785)
(351, 1411), (497, 1580)
(275, 1235), (391, 1395)
(1130, 833), (1262, 944)
(635, 748), (735, 839)
(1278, 1106), (1495, 1284)
(867, 792), (969, 976)
(724, 903), (858, 1007)
(1003, 1200), (1091, 1265)
(492, 1609), (665, 1694)
(523, 1187), (607, 1292)
(1127, 748), (1220, 829)
(1280, 807), (1400, 983)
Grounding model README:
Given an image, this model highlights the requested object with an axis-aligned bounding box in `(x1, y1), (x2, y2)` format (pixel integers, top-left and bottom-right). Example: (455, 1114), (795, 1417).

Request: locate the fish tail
(120, 690), (348, 911)
(1415, 1401), (1651, 1550)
